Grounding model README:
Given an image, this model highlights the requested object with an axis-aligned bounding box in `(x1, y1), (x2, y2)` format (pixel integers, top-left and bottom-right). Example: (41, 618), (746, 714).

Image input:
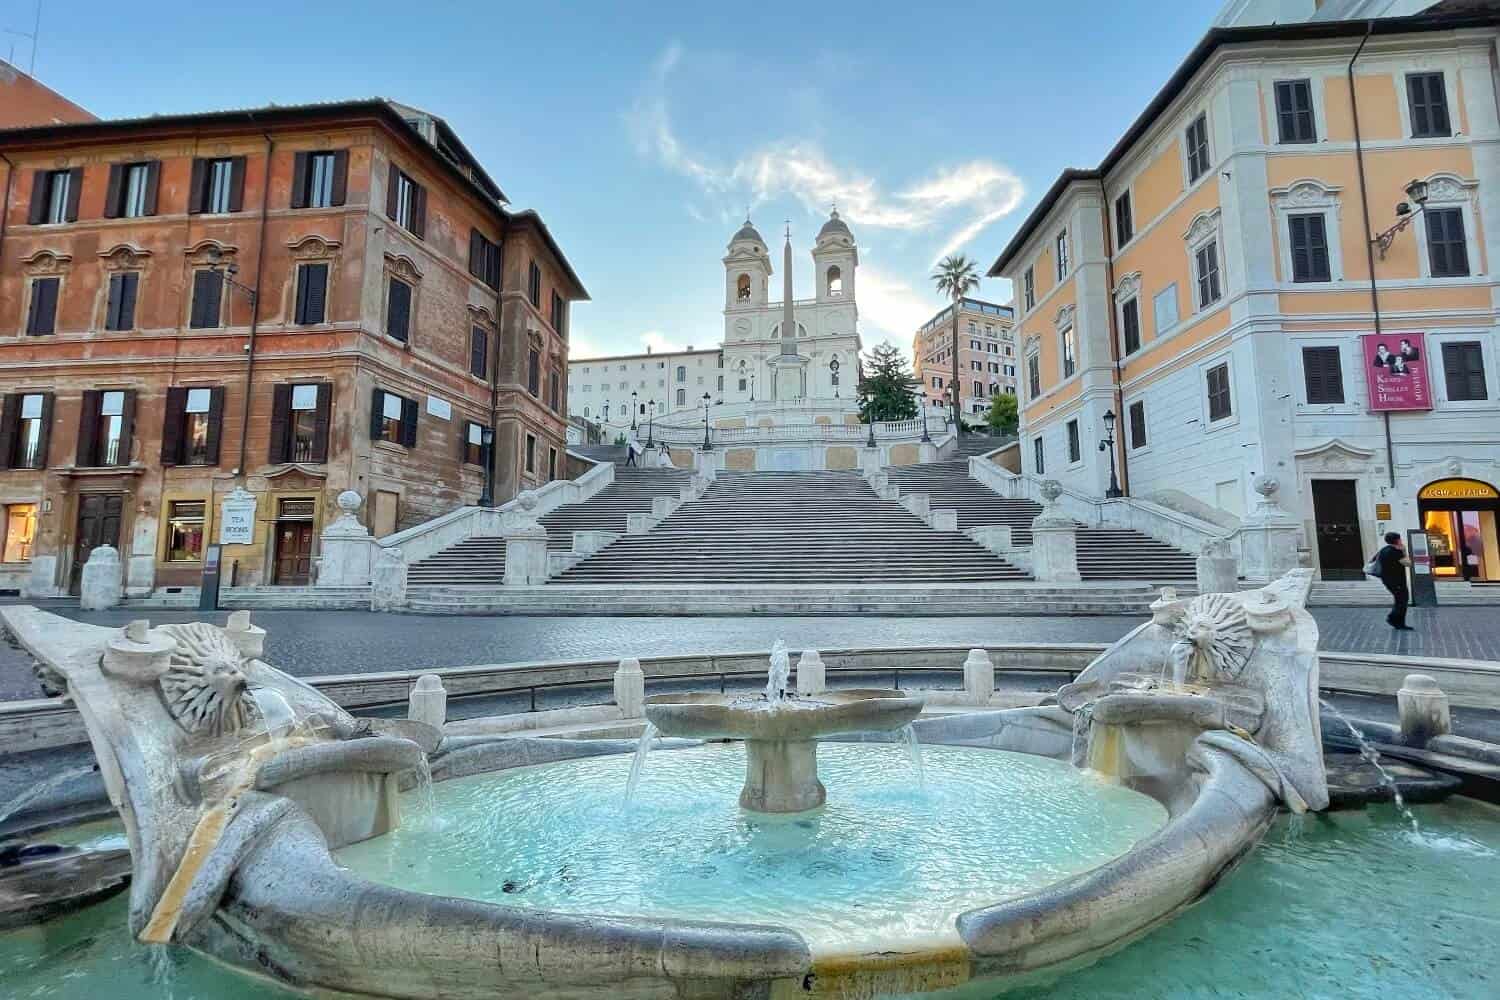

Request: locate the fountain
(642, 639), (923, 812)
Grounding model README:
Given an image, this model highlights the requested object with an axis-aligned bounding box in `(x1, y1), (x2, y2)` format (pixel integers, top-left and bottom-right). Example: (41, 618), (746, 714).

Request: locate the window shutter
(117, 391), (136, 465)
(458, 422), (469, 461)
(65, 167), (83, 221)
(291, 152), (309, 209)
(1289, 216), (1309, 280)
(35, 394), (53, 468)
(1275, 83), (1295, 141)
(1308, 215), (1329, 280)
(0, 395), (18, 470)
(188, 159), (206, 214)
(401, 397), (419, 447)
(268, 384), (292, 463)
(228, 156), (247, 213)
(120, 272), (138, 329)
(306, 263), (327, 324)
(142, 162), (160, 215)
(105, 273), (122, 329)
(26, 170), (47, 224)
(160, 387), (187, 464)
(28, 278), (58, 335)
(204, 387), (225, 465)
(411, 183), (427, 239)
(385, 163), (399, 219)
(311, 383), (332, 462)
(471, 328), (487, 378)
(469, 229), (482, 277)
(103, 164), (123, 219)
(330, 150), (348, 206)
(369, 389), (386, 442)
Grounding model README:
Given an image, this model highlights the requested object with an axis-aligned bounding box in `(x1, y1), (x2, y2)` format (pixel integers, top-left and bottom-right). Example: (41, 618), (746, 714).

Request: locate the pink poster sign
(1361, 332), (1432, 411)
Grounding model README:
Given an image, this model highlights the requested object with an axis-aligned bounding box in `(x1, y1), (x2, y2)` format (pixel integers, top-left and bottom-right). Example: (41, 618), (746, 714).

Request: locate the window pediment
(97, 243), (151, 269)
(22, 249), (72, 275)
(1269, 179), (1341, 209)
(382, 252), (422, 282)
(184, 239), (239, 265)
(1183, 209), (1221, 246)
(1053, 304), (1075, 332)
(286, 234), (343, 259)
(1114, 271), (1143, 302)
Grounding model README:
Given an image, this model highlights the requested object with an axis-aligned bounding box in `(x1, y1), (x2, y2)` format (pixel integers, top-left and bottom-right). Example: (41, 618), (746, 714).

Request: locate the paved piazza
(2, 604), (1498, 703)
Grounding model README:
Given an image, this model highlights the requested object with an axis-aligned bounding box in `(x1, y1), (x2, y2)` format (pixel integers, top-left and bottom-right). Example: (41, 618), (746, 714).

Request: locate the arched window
(676, 366), (686, 382)
(737, 274), (751, 300)
(676, 388), (686, 405)
(583, 406), (590, 417)
(827, 265), (843, 296)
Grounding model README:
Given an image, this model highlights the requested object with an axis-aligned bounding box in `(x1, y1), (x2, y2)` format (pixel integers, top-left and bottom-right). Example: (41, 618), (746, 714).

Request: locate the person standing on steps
(624, 435), (640, 467)
(1372, 532), (1413, 631)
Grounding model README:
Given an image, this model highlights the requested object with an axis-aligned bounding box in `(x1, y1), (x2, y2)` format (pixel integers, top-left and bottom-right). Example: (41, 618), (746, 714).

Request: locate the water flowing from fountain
(900, 724), (926, 790)
(765, 639), (790, 704)
(1070, 703), (1095, 769)
(623, 722), (658, 803)
(1319, 698), (1419, 833)
(410, 755), (436, 824)
(0, 764), (98, 828)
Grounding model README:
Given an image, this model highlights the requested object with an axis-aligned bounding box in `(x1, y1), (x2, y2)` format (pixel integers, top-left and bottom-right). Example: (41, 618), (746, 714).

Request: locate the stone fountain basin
(643, 689), (924, 741)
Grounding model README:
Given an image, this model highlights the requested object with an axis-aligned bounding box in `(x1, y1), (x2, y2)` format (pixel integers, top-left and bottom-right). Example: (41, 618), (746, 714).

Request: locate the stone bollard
(101, 619), (174, 682)
(80, 545), (124, 610)
(963, 648), (995, 703)
(1195, 537), (1240, 595)
(370, 548), (408, 611)
(1397, 674), (1451, 746)
(796, 650), (826, 695)
(408, 673), (448, 730)
(502, 493), (549, 585)
(1031, 481), (1081, 583)
(614, 657), (645, 718)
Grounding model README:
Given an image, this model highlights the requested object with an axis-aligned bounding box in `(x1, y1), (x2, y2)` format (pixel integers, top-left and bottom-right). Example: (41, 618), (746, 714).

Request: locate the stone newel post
(963, 648), (995, 703)
(408, 674), (448, 729)
(370, 548), (407, 611)
(317, 491), (374, 588)
(796, 649), (826, 695)
(80, 545), (124, 611)
(1238, 476), (1300, 583)
(1195, 536), (1239, 595)
(614, 657), (645, 718)
(1030, 481), (1081, 583)
(503, 492), (550, 586)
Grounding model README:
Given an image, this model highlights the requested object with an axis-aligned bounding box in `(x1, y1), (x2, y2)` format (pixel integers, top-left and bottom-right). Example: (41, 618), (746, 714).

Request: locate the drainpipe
(1099, 179), (1130, 496)
(487, 213), (506, 505)
(235, 118), (274, 480)
(1349, 20), (1397, 488)
(0, 154), (13, 289)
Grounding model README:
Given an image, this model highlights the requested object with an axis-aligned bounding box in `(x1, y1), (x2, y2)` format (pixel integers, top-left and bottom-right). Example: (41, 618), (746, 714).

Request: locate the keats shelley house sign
(1361, 332), (1432, 411)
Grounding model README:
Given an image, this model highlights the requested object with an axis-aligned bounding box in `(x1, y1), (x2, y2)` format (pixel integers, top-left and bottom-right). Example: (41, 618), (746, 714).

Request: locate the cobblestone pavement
(2, 605), (1498, 703)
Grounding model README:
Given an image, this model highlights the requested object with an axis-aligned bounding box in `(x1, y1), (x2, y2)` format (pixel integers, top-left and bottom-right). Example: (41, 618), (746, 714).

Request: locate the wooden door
(1311, 479), (1364, 581)
(273, 521), (315, 585)
(70, 493), (123, 594)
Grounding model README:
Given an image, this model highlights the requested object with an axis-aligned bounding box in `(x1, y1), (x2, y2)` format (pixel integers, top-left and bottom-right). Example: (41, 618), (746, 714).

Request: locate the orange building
(0, 59), (94, 129)
(991, 8), (1500, 582)
(911, 297), (1017, 421)
(0, 99), (585, 596)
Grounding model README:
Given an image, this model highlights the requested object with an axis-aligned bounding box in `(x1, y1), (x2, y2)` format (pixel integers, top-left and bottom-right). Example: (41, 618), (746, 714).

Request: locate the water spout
(0, 764), (98, 828)
(900, 724), (925, 790)
(766, 640), (791, 705)
(1069, 703), (1095, 769)
(249, 687), (296, 740)
(624, 722), (658, 803)
(1320, 698), (1419, 833)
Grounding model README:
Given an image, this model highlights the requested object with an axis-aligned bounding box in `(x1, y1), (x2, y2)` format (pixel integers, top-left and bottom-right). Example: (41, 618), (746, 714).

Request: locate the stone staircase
(951, 434), (1013, 458)
(406, 468), (692, 586)
(549, 470), (1026, 584)
(884, 459), (1197, 582)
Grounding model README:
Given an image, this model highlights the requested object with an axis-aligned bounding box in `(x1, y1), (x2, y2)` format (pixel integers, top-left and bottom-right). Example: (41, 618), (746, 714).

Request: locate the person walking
(1372, 531), (1413, 631)
(624, 435), (640, 467)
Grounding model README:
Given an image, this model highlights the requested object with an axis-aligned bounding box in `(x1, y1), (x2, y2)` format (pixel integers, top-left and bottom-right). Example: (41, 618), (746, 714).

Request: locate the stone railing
(652, 415), (947, 445)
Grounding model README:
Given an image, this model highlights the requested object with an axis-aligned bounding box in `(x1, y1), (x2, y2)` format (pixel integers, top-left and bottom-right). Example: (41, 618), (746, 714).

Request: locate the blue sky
(12, 1), (1214, 359)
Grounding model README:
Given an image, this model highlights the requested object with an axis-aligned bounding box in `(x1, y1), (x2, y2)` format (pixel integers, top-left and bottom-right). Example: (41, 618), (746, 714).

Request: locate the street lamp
(920, 396), (931, 442)
(646, 399), (656, 449)
(631, 391), (638, 431)
(478, 426), (496, 507)
(749, 372), (756, 402)
(701, 392), (713, 450)
(944, 385), (955, 427)
(1373, 178), (1433, 259)
(1098, 409), (1123, 499)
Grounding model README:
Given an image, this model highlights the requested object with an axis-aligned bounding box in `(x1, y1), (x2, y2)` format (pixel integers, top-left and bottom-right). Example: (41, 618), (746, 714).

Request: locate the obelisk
(775, 225), (802, 400)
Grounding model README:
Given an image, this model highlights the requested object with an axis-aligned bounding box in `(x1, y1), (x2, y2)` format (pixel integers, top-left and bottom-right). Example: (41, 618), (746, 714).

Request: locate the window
(1066, 420), (1080, 463)
(29, 168), (80, 225)
(1185, 113), (1210, 182)
(974, 380), (984, 398)
(676, 388), (686, 406)
(1061, 326), (1077, 379)
(387, 166), (425, 236)
(738, 378), (747, 391)
(272, 383), (331, 463)
(971, 360), (982, 371)
(1407, 72), (1451, 138)
(525, 433), (536, 474)
(1120, 297), (1141, 356)
(1055, 230), (1070, 280)
(162, 386), (223, 466)
(468, 230), (500, 289)
(386, 278), (411, 342)
(1023, 268), (1035, 310)
(292, 151), (347, 209)
(165, 501), (206, 562)
(105, 162), (158, 218)
(1195, 241), (1222, 307)
(1153, 284), (1179, 333)
(1425, 208), (1469, 277)
(191, 157), (244, 214)
(189, 270), (223, 329)
(2, 503), (37, 563)
(550, 371), (560, 412)
(1027, 354), (1041, 398)
(548, 447), (558, 481)
(1128, 400), (1147, 450)
(971, 339), (982, 351)
(1114, 191), (1133, 247)
(1275, 80), (1316, 143)
(736, 274), (751, 300)
(551, 291), (567, 335)
(79, 389), (133, 467)
(25, 277), (59, 335)
(528, 261), (542, 307)
(470, 327), (488, 379)
(1206, 363), (1232, 422)
(105, 272), (138, 331)
(294, 263), (329, 325)
(1441, 341), (1489, 401)
(1288, 214), (1331, 282)
(675, 365), (687, 383)
(827, 265), (842, 295)
(463, 422), (485, 465)
(528, 349), (541, 396)
(0, 393), (51, 470)
(371, 389), (417, 446)
(1033, 437), (1045, 474)
(717, 375), (724, 391)
(1302, 346), (1345, 404)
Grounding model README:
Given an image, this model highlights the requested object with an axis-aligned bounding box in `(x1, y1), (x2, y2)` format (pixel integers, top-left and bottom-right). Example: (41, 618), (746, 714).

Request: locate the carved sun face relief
(156, 623), (258, 737)
(1169, 593), (1253, 683)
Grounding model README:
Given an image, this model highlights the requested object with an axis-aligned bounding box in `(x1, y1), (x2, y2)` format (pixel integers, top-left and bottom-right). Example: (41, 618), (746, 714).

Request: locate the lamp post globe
(1100, 408), (1123, 499)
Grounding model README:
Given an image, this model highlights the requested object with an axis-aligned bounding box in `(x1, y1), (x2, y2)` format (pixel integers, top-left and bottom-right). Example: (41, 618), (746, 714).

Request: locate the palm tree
(932, 255), (980, 436)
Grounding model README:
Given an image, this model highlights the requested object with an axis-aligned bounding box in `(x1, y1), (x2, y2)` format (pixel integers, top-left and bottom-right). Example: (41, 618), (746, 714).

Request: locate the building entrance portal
(1418, 478), (1500, 582)
(69, 493), (124, 595)
(1310, 479), (1364, 581)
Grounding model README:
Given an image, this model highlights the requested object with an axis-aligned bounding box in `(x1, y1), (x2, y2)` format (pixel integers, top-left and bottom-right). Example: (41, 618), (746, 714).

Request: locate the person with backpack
(1367, 532), (1413, 631)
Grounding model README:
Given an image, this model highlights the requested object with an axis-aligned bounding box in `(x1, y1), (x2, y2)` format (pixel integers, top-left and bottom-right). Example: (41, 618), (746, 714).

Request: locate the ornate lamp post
(944, 385), (955, 428)
(478, 427), (495, 507)
(1098, 409), (1123, 499)
(630, 391), (638, 431)
(749, 372), (756, 402)
(646, 399), (656, 449)
(920, 396), (931, 442)
(701, 392), (713, 450)
(1372, 178), (1432, 259)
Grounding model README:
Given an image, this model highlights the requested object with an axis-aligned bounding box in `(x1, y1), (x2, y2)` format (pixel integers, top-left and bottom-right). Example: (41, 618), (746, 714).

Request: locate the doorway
(1418, 478), (1500, 582)
(70, 493), (123, 595)
(1310, 479), (1365, 581)
(273, 521), (315, 585)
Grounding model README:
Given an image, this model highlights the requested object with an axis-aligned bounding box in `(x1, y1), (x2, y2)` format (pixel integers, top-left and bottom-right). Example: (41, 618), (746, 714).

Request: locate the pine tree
(986, 392), (1018, 437)
(858, 342), (920, 423)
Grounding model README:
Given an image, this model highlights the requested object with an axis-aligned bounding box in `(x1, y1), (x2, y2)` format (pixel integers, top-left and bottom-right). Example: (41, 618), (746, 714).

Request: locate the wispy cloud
(626, 44), (1024, 262)
(858, 267), (940, 362)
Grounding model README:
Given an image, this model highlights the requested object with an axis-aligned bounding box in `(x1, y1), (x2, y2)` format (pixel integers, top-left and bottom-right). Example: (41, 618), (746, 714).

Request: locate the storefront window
(2, 503), (37, 562)
(166, 500), (206, 562)
(1418, 478), (1500, 582)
